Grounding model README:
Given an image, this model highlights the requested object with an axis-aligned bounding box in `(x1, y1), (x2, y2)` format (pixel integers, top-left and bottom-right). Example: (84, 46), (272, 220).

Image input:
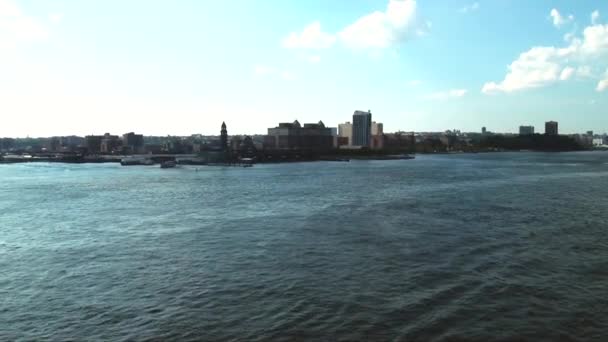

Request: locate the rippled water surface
(2, 152), (608, 341)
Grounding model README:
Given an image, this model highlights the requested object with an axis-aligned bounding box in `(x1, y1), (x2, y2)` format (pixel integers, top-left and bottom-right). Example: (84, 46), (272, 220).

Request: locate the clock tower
(220, 122), (228, 151)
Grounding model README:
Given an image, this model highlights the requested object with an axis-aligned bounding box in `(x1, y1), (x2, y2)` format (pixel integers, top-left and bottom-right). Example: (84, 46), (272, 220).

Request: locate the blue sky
(0, 0), (607, 137)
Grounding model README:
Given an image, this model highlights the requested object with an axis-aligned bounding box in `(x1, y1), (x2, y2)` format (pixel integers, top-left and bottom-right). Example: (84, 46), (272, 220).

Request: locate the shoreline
(1, 149), (604, 166)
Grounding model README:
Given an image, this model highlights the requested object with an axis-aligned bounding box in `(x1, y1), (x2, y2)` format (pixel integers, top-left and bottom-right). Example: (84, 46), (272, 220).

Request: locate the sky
(0, 0), (607, 137)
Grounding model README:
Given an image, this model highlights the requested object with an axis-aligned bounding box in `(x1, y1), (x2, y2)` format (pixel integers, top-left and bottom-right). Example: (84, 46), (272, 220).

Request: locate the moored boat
(121, 157), (155, 166)
(160, 160), (177, 168)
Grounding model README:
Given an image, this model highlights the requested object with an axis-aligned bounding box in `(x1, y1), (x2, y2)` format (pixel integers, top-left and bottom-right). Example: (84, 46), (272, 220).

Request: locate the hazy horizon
(1, 0), (607, 137)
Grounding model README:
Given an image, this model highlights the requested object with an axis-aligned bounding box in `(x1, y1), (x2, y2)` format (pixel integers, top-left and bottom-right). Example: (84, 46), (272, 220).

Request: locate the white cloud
(426, 89), (467, 100)
(283, 0), (423, 51)
(559, 66), (575, 80)
(482, 47), (564, 94)
(339, 0), (418, 49)
(591, 10), (600, 25)
(282, 21), (336, 49)
(482, 19), (608, 94)
(0, 0), (48, 47)
(550, 8), (573, 28)
(459, 2), (480, 14)
(580, 23), (608, 55)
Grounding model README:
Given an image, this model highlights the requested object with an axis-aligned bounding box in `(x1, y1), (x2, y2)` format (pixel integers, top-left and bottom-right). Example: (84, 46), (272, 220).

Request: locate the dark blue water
(2, 152), (608, 341)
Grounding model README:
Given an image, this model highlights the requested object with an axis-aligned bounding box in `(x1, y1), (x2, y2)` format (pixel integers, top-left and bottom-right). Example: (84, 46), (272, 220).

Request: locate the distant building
(163, 137), (186, 154)
(47, 137), (60, 152)
(371, 122), (384, 150)
(371, 135), (385, 150)
(337, 136), (349, 147)
(572, 134), (593, 148)
(338, 122), (353, 146)
(264, 120), (333, 151)
(519, 126), (535, 135)
(59, 136), (85, 151)
(122, 132), (144, 154)
(85, 135), (104, 154)
(236, 136), (257, 157)
(372, 122), (383, 136)
(352, 110), (372, 147)
(144, 144), (163, 154)
(384, 132), (414, 151)
(0, 138), (15, 152)
(99, 133), (121, 154)
(545, 121), (558, 135)
(329, 127), (339, 148)
(482, 127), (487, 134)
(593, 138), (604, 146)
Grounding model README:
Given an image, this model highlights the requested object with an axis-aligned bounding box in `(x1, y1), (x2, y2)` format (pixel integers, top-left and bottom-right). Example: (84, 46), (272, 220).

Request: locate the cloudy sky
(1, 0), (607, 137)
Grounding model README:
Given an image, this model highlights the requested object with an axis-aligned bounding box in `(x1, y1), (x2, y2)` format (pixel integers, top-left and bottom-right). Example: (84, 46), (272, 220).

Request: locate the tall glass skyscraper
(352, 110), (372, 147)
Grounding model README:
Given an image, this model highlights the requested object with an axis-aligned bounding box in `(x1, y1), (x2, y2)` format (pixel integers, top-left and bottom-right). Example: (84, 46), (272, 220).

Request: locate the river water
(2, 152), (608, 341)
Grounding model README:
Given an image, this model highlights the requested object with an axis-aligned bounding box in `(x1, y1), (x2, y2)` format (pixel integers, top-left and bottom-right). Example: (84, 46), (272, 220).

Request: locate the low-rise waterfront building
(85, 135), (104, 154)
(571, 134), (593, 148)
(384, 132), (414, 151)
(144, 144), (163, 154)
(0, 138), (16, 152)
(371, 134), (385, 150)
(100, 133), (121, 154)
(59, 136), (85, 152)
(264, 120), (333, 151)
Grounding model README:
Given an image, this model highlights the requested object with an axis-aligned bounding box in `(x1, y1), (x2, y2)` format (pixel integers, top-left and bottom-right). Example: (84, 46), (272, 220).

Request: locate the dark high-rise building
(85, 135), (103, 154)
(122, 132), (144, 154)
(545, 121), (558, 135)
(352, 110), (372, 147)
(221, 122), (228, 151)
(519, 126), (535, 135)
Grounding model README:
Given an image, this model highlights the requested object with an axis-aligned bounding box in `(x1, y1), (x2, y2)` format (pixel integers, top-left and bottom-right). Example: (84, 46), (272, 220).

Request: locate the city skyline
(1, 0), (607, 137)
(0, 115), (602, 139)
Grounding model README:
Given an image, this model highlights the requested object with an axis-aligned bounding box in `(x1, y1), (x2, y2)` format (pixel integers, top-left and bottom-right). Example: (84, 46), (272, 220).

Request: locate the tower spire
(220, 122), (228, 151)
